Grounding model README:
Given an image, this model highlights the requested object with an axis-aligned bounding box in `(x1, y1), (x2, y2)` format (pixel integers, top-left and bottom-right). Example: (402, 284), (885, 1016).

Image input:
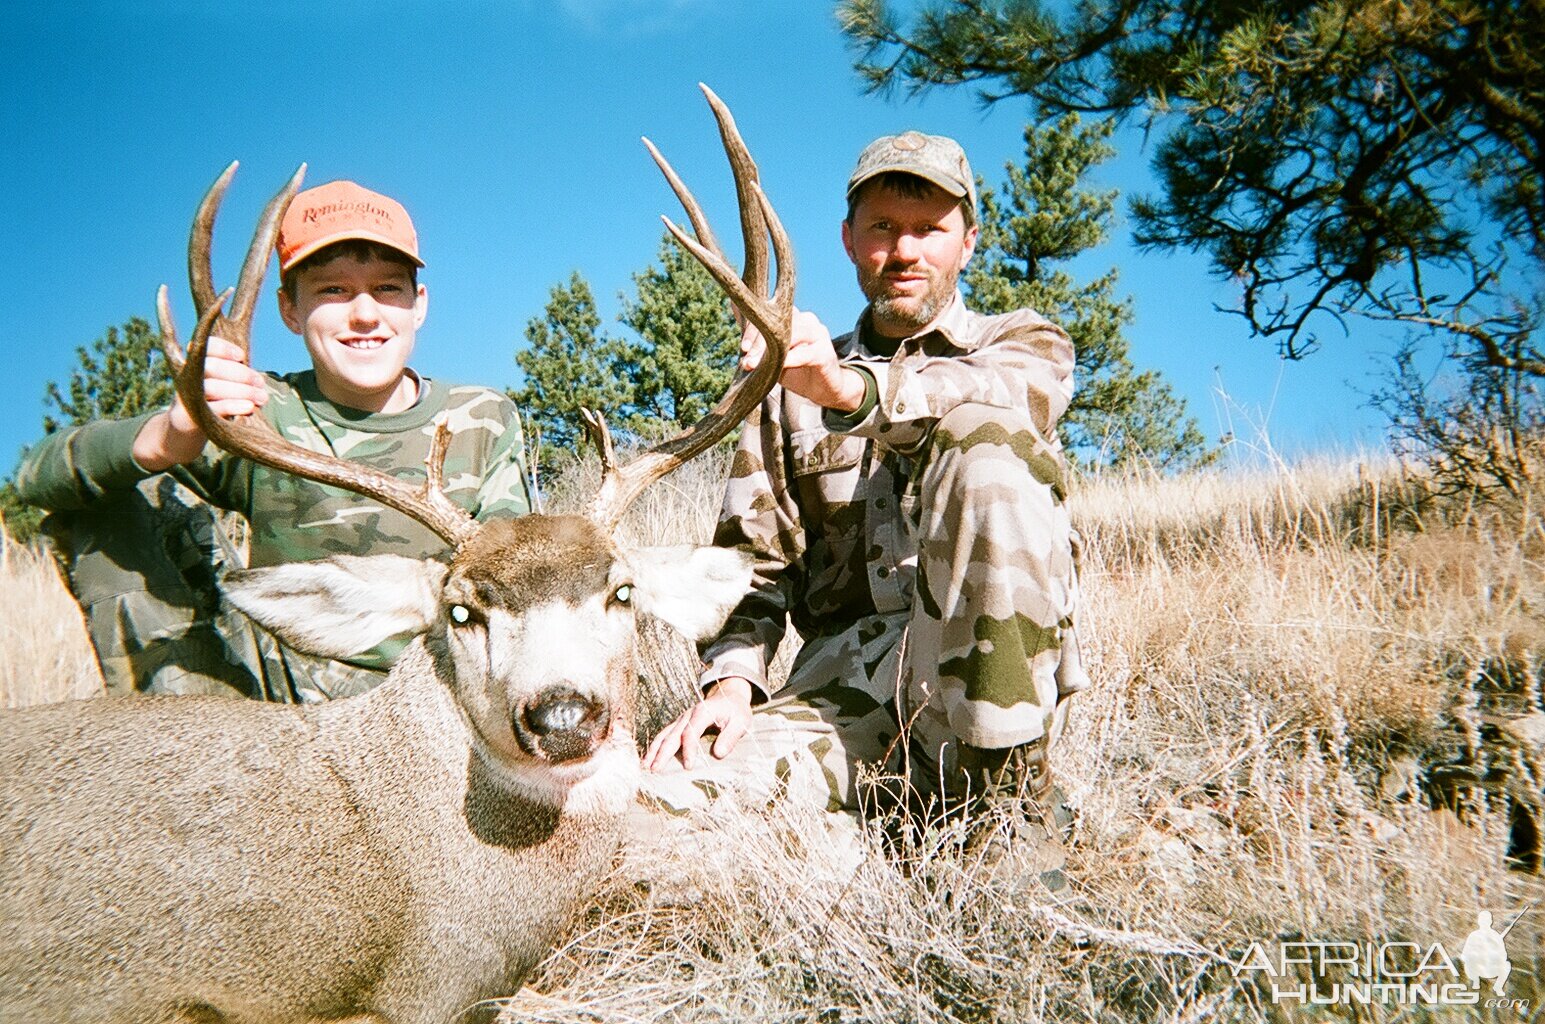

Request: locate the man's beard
(857, 259), (958, 335)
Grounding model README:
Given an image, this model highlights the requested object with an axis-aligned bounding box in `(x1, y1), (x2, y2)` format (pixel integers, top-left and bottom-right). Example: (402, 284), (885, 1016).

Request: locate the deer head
(156, 85), (792, 811)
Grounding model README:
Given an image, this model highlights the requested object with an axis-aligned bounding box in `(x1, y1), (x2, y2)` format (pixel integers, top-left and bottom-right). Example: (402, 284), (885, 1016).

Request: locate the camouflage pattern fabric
(646, 609), (909, 815)
(17, 371), (533, 700)
(649, 293), (1089, 815)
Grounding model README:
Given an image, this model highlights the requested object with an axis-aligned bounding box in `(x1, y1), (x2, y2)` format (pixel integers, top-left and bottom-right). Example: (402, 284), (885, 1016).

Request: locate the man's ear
(277, 285), (302, 335)
(841, 218), (857, 266)
(224, 554), (448, 660)
(958, 222), (979, 272)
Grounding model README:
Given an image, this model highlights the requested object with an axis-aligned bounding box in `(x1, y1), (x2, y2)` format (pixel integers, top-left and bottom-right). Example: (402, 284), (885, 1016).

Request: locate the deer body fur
(0, 520), (752, 1023)
(1, 655), (607, 1021)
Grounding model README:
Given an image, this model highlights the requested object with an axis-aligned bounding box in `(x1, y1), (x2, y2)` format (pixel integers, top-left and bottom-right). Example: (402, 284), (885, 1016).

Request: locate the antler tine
(578, 408), (618, 469)
(156, 284), (186, 375)
(589, 88), (793, 529)
(189, 162), (305, 355)
(172, 170), (479, 550)
(763, 182), (797, 313)
(699, 83), (769, 303)
(658, 216), (781, 359)
(228, 163), (306, 327)
(189, 163), (238, 315)
(641, 137), (726, 279)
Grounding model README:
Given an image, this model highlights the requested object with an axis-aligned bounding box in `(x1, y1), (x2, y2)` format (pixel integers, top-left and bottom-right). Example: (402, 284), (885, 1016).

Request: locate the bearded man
(645, 131), (1088, 891)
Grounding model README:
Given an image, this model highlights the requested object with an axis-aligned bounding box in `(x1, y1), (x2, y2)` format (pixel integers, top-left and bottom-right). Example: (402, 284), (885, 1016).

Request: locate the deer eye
(449, 604), (473, 625)
(612, 584), (633, 606)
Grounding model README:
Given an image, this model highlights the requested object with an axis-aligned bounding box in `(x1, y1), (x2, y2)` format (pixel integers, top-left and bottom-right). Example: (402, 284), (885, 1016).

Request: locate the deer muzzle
(516, 687), (612, 764)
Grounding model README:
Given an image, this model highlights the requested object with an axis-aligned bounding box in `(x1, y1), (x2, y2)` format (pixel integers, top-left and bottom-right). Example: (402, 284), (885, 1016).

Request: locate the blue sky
(2, 1), (1400, 477)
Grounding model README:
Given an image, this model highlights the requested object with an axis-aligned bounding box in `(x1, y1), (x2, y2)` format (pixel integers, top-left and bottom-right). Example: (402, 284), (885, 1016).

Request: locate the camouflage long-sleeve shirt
(17, 369), (533, 568)
(698, 292), (1074, 702)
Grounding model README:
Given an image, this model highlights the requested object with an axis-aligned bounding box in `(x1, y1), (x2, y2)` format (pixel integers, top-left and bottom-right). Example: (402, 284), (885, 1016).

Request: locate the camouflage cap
(846, 131), (977, 213)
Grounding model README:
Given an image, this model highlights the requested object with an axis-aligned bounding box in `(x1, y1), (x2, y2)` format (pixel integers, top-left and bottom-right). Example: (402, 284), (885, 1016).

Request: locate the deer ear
(224, 555), (449, 660)
(628, 545), (753, 642)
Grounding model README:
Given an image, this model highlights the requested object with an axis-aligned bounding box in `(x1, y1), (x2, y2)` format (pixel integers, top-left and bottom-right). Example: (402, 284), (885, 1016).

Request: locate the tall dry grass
(0, 533), (101, 708)
(519, 450), (1545, 1023)
(4, 450), (1540, 1021)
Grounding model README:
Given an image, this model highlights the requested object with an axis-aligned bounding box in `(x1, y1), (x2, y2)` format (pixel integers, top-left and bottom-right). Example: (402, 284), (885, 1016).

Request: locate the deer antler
(588, 84), (793, 528)
(157, 165), (480, 550)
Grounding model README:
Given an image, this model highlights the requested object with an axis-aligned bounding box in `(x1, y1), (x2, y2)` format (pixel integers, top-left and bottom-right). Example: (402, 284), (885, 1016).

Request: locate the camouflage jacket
(17, 369), (533, 568)
(698, 292), (1074, 702)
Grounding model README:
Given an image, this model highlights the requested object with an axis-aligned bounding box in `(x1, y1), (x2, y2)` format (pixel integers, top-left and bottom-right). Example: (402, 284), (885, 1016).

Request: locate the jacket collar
(850, 290), (975, 357)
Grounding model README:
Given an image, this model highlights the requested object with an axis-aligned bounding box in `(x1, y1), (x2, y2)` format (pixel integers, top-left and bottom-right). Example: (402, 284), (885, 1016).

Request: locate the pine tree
(965, 114), (1211, 469)
(617, 235), (740, 435)
(5, 316), (175, 542)
(43, 317), (173, 433)
(512, 273), (633, 469)
(840, 0), (1542, 377)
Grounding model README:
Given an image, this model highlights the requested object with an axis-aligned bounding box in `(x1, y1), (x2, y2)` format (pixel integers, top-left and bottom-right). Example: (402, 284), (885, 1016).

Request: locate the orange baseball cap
(277, 179), (424, 273)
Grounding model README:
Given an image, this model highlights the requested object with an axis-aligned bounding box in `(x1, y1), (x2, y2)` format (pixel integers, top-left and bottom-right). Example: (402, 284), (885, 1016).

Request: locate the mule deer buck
(0, 85), (791, 1023)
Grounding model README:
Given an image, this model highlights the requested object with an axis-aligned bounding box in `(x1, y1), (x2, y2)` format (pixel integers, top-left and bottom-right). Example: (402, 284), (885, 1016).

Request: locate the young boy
(17, 179), (534, 702)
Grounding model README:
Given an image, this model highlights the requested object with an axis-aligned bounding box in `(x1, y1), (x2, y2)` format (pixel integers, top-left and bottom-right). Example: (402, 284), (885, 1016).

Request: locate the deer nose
(516, 687), (611, 764)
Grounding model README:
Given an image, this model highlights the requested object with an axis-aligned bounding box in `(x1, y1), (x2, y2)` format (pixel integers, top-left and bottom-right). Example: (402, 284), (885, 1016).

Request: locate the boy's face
(277, 255), (428, 408)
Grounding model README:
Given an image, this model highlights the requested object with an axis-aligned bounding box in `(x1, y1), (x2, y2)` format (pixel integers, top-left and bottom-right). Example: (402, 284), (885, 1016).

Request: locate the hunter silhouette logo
(1461, 908), (1522, 996)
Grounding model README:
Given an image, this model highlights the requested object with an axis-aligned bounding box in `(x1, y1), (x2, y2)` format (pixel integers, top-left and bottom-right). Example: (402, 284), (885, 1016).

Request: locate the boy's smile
(278, 255), (427, 414)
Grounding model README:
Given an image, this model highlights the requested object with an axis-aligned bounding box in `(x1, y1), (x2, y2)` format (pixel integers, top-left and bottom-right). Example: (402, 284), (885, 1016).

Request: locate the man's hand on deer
(740, 308), (867, 414)
(645, 676), (756, 771)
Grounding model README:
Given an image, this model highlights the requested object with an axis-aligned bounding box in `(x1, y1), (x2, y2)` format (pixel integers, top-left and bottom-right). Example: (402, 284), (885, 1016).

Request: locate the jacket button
(877, 566), (890, 578)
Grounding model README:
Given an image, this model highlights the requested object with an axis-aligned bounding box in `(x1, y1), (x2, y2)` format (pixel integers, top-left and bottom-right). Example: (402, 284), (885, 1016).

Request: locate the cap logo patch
(301, 201), (396, 227)
(893, 132), (926, 151)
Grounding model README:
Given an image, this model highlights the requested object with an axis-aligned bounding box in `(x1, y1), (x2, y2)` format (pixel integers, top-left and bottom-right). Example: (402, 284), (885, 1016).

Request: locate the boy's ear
(413, 283), (428, 330)
(277, 285), (302, 334)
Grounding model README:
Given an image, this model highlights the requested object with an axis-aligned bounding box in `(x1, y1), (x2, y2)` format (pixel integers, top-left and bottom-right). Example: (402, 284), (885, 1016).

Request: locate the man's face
(841, 180), (977, 338)
(278, 254), (427, 409)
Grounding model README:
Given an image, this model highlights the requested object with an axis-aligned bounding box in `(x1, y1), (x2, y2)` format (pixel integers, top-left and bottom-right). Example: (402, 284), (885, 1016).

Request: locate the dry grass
(5, 449), (1542, 1022)
(526, 450), (1545, 1023)
(0, 534), (102, 708)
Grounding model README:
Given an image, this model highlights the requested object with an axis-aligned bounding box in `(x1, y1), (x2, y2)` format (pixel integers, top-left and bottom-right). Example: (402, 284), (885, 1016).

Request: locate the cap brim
(846, 165), (970, 200)
(279, 229), (425, 273)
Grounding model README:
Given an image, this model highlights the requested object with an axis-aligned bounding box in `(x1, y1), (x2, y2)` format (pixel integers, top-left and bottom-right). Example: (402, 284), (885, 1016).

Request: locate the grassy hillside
(4, 452), (1541, 1022)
